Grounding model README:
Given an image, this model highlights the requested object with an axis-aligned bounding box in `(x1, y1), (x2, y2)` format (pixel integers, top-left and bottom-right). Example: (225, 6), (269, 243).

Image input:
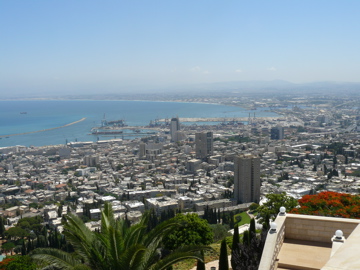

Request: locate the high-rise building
(195, 131), (213, 159)
(139, 142), (146, 159)
(83, 155), (100, 167)
(234, 154), (260, 204)
(170, 117), (180, 142)
(271, 126), (284, 140)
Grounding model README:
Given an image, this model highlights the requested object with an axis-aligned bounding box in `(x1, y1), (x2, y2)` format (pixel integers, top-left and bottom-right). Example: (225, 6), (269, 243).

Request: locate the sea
(0, 100), (278, 147)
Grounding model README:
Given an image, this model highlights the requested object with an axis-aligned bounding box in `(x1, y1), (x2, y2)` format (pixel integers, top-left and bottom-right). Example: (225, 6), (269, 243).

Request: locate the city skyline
(2, 1), (360, 96)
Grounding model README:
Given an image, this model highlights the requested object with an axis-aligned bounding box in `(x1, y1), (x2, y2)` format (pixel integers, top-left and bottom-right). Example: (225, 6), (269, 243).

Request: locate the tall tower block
(195, 131), (213, 159)
(170, 117), (180, 142)
(234, 154), (260, 204)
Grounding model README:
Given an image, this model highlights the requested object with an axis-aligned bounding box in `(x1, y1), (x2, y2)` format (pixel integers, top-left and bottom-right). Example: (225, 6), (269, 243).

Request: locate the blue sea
(0, 100), (278, 147)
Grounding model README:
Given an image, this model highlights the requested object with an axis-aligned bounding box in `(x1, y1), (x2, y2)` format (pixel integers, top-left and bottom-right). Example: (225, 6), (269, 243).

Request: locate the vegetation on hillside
(31, 203), (212, 270)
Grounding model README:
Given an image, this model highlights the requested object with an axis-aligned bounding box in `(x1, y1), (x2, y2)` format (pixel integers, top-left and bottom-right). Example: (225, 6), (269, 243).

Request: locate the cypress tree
(54, 229), (59, 248)
(243, 230), (250, 246)
(21, 240), (26, 255)
(221, 212), (227, 225)
(58, 205), (63, 217)
(229, 212), (234, 228)
(232, 224), (239, 251)
(211, 208), (217, 224)
(0, 218), (5, 238)
(219, 238), (229, 270)
(204, 206), (209, 222)
(250, 218), (256, 233)
(196, 251), (206, 270)
(36, 235), (41, 248)
(263, 212), (270, 231)
(249, 218), (256, 241)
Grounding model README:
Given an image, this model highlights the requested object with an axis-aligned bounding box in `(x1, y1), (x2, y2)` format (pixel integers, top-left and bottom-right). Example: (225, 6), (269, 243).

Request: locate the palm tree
(32, 203), (211, 270)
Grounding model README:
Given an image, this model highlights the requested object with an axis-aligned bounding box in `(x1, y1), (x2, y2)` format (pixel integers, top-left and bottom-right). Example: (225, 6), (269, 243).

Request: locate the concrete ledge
(321, 223), (360, 270)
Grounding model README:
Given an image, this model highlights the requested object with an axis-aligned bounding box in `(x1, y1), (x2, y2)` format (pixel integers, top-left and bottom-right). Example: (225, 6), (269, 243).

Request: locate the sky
(1, 1), (360, 95)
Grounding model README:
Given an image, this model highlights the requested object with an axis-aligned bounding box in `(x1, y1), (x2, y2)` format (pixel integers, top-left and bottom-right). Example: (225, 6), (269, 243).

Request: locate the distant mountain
(166, 80), (360, 94)
(3, 80), (360, 100)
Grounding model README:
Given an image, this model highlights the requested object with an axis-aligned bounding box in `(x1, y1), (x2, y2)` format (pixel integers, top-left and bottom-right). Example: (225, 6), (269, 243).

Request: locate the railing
(258, 215), (286, 270)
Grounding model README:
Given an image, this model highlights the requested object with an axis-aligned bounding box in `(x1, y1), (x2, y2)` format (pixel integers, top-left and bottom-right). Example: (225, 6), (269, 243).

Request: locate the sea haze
(0, 100), (278, 147)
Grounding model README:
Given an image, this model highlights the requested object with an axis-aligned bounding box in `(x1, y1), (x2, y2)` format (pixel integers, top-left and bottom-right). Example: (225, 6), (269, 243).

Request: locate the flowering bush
(0, 256), (36, 270)
(290, 191), (360, 219)
(0, 258), (13, 270)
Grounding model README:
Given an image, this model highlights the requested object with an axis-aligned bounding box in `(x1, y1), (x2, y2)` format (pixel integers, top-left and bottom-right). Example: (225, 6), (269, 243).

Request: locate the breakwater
(0, 118), (86, 138)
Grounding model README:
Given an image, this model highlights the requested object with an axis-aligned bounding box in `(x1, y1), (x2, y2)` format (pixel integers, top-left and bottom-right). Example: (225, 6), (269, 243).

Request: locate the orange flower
(290, 191), (360, 219)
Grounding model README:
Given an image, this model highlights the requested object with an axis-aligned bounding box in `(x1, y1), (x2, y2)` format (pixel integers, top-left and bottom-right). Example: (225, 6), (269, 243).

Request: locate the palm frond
(63, 214), (107, 269)
(116, 244), (146, 270)
(31, 248), (83, 270)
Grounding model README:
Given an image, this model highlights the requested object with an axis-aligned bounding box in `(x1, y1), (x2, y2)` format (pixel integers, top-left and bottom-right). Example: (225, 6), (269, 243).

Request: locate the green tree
(17, 216), (44, 235)
(249, 203), (259, 212)
(256, 193), (298, 223)
(210, 224), (231, 243)
(32, 203), (211, 270)
(164, 213), (213, 250)
(218, 238), (229, 270)
(5, 227), (29, 240)
(2, 242), (16, 255)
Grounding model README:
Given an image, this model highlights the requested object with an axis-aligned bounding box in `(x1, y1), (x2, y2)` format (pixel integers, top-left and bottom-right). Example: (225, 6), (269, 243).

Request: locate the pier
(0, 118), (86, 138)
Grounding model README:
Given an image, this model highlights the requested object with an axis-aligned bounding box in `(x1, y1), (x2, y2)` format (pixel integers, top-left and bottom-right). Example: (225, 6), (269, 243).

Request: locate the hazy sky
(1, 1), (360, 95)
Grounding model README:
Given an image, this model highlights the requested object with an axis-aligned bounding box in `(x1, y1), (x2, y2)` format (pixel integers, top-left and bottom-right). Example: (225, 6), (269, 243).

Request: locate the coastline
(0, 98), (257, 111)
(0, 98), (223, 106)
(0, 100), (278, 147)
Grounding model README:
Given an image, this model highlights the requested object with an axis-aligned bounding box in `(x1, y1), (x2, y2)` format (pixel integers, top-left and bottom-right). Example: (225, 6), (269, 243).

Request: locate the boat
(107, 119), (127, 127)
(91, 130), (123, 135)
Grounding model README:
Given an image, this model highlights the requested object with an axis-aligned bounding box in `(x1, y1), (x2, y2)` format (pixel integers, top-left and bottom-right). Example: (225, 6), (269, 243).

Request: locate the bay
(0, 100), (278, 147)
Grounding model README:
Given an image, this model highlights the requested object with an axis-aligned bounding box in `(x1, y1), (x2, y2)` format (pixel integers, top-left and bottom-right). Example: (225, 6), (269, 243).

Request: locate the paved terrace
(259, 213), (360, 270)
(277, 239), (332, 270)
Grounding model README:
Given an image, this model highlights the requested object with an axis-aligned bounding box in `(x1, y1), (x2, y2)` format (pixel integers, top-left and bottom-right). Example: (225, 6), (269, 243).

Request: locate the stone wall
(285, 213), (360, 243)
